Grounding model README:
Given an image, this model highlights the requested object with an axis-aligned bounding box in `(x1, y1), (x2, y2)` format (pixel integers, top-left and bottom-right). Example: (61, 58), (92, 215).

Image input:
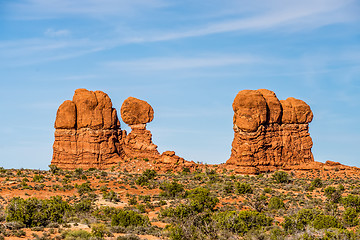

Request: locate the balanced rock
(227, 89), (314, 173)
(121, 97), (154, 126)
(51, 89), (124, 170)
(121, 97), (160, 161)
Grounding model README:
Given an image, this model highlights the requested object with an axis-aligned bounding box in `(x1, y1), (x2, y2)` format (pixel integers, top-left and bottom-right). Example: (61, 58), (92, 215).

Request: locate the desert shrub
(75, 182), (93, 196)
(283, 209), (320, 231)
(160, 180), (184, 198)
(168, 225), (184, 240)
(92, 206), (118, 221)
(74, 199), (93, 213)
(32, 174), (45, 183)
(135, 169), (157, 186)
(186, 187), (219, 212)
(272, 171), (289, 183)
(62, 229), (91, 240)
(103, 190), (119, 202)
(160, 204), (194, 219)
(74, 168), (83, 176)
(311, 178), (323, 188)
(111, 209), (149, 228)
(268, 197), (285, 210)
(49, 165), (60, 174)
(6, 196), (72, 227)
(342, 194), (360, 211)
(235, 182), (253, 194)
(324, 186), (342, 204)
(117, 235), (141, 240)
(343, 207), (359, 227)
(214, 210), (272, 234)
(128, 195), (137, 206)
(313, 214), (342, 229)
(167, 211), (222, 240)
(263, 187), (272, 193)
(223, 182), (234, 194)
(91, 223), (111, 238)
(324, 228), (360, 239)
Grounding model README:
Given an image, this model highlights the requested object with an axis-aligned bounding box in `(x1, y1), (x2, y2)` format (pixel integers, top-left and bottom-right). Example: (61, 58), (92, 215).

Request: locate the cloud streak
(103, 55), (262, 71)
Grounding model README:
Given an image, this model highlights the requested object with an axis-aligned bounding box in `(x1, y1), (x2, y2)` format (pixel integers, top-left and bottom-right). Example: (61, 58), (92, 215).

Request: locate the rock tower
(51, 89), (124, 170)
(226, 89), (314, 174)
(120, 97), (161, 160)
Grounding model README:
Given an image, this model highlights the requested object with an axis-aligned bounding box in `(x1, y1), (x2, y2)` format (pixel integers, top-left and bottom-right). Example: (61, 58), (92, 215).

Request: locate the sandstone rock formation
(227, 89), (314, 174)
(119, 97), (196, 171)
(120, 97), (160, 161)
(51, 89), (124, 170)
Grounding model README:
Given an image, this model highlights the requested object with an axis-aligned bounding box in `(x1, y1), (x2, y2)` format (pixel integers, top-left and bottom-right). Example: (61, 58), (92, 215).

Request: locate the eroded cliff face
(51, 89), (124, 170)
(226, 89), (314, 174)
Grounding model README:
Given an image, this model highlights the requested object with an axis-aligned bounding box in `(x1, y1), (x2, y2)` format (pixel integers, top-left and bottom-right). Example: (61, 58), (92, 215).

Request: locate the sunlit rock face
(226, 89), (314, 174)
(52, 89), (124, 170)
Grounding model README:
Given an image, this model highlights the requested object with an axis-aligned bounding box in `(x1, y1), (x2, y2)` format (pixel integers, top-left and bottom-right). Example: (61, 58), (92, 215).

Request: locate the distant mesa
(51, 88), (324, 174)
(226, 89), (314, 174)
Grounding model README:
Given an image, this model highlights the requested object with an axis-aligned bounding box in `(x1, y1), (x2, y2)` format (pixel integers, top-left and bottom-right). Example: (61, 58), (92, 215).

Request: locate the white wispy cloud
(44, 28), (70, 37)
(1, 0), (358, 66)
(103, 55), (261, 71)
(125, 0), (356, 43)
(8, 0), (168, 19)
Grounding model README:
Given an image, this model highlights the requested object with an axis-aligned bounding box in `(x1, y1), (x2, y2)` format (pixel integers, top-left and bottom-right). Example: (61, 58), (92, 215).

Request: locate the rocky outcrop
(51, 89), (124, 170)
(227, 89), (314, 174)
(120, 97), (194, 170)
(120, 97), (160, 161)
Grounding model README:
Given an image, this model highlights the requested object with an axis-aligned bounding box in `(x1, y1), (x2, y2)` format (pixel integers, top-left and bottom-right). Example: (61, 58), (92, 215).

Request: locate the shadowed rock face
(51, 89), (123, 170)
(227, 89), (314, 174)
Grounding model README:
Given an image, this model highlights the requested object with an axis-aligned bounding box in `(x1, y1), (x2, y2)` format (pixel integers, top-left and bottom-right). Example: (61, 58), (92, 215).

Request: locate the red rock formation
(51, 89), (124, 170)
(120, 97), (195, 170)
(227, 89), (314, 174)
(120, 97), (160, 161)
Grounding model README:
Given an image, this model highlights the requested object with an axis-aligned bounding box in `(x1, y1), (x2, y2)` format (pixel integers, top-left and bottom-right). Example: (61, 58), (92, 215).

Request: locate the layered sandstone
(52, 89), (124, 170)
(227, 89), (314, 174)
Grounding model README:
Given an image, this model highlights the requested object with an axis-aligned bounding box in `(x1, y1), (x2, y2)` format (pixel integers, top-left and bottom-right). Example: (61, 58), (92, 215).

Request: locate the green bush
(160, 204), (194, 219)
(62, 229), (91, 240)
(268, 197), (285, 210)
(272, 171), (289, 183)
(75, 182), (93, 196)
(186, 187), (219, 212)
(342, 194), (360, 211)
(135, 169), (157, 186)
(117, 235), (141, 240)
(74, 199), (93, 213)
(32, 174), (44, 183)
(313, 214), (342, 229)
(311, 178), (323, 188)
(91, 223), (111, 238)
(6, 196), (72, 227)
(283, 209), (320, 231)
(235, 182), (253, 194)
(160, 180), (184, 198)
(214, 210), (272, 234)
(111, 209), (149, 228)
(324, 186), (342, 203)
(343, 207), (359, 227)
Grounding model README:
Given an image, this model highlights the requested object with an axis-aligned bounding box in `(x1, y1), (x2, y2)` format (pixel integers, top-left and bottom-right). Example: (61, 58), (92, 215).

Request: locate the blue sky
(0, 0), (359, 170)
